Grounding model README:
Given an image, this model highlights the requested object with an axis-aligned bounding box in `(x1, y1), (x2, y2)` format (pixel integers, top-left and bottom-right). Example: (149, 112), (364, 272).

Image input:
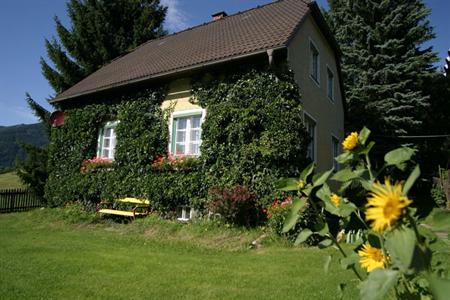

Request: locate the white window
(304, 114), (316, 162)
(177, 206), (194, 221)
(332, 136), (340, 170)
(170, 110), (204, 156)
(327, 67), (334, 101)
(310, 40), (320, 84)
(97, 121), (118, 160)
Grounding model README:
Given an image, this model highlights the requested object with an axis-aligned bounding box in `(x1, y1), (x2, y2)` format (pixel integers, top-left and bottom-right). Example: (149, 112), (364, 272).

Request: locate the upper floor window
(310, 40), (320, 84)
(171, 110), (204, 156)
(327, 67), (334, 102)
(304, 114), (316, 162)
(97, 121), (118, 160)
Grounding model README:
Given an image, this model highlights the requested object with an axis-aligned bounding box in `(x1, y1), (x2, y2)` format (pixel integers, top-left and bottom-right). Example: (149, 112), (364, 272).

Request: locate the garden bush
(265, 192), (320, 245)
(208, 185), (260, 227)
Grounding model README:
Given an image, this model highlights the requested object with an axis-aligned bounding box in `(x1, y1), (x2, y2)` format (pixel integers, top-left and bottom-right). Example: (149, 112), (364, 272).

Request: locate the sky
(0, 0), (448, 126)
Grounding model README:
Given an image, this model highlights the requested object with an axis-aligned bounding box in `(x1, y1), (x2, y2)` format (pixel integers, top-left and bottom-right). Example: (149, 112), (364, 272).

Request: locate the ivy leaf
(403, 165), (420, 196)
(294, 229), (313, 245)
(282, 197), (306, 233)
(385, 228), (416, 270)
(358, 127), (371, 146)
(384, 147), (415, 169)
(360, 269), (398, 300)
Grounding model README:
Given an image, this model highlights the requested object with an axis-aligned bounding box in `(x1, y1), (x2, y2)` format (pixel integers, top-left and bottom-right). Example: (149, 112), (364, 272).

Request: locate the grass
(0, 208), (361, 299)
(0, 172), (24, 189)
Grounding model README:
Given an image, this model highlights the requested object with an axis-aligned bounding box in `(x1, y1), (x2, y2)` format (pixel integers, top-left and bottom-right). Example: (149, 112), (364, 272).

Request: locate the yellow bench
(97, 197), (151, 219)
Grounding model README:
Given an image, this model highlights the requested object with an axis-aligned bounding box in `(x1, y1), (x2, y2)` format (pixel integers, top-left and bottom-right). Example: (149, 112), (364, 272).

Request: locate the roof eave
(50, 45), (287, 103)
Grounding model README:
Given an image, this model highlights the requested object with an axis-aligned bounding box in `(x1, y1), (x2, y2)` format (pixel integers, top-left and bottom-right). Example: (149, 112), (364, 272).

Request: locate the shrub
(208, 185), (259, 226)
(265, 192), (320, 244)
(431, 167), (449, 208)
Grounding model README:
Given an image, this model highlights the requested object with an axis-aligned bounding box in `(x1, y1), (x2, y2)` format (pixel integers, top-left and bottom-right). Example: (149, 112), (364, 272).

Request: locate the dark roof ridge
(78, 1), (287, 79)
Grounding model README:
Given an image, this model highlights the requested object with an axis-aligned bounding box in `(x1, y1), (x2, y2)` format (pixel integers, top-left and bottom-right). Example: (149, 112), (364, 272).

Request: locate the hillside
(0, 123), (48, 170)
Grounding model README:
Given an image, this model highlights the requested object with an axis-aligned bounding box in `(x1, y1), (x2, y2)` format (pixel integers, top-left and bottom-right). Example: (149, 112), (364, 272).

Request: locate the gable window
(171, 110), (204, 156)
(310, 40), (320, 84)
(332, 136), (340, 170)
(327, 67), (334, 101)
(97, 121), (118, 160)
(304, 114), (316, 162)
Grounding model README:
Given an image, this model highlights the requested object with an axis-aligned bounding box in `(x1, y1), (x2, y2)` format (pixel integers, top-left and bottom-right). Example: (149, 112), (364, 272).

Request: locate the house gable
(287, 13), (345, 171)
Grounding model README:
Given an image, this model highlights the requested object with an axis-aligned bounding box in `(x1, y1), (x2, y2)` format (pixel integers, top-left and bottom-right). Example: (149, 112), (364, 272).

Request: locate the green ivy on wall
(45, 69), (309, 211)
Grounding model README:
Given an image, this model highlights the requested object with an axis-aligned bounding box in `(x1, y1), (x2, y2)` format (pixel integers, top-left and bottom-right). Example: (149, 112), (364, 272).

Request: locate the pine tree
(326, 0), (438, 136)
(41, 0), (167, 94)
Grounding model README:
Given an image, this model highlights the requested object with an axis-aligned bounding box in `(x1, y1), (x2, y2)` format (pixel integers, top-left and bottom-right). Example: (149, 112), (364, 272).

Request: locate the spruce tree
(326, 0), (438, 136)
(41, 0), (167, 94)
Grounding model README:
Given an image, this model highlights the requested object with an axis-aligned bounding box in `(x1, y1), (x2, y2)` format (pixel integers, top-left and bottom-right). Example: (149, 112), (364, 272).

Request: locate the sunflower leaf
(360, 269), (398, 300)
(313, 169), (334, 187)
(275, 178), (300, 191)
(385, 228), (416, 270)
(294, 229), (313, 245)
(299, 162), (315, 182)
(403, 165), (420, 196)
(282, 197), (307, 233)
(358, 127), (371, 145)
(429, 275), (450, 300)
(384, 147), (416, 168)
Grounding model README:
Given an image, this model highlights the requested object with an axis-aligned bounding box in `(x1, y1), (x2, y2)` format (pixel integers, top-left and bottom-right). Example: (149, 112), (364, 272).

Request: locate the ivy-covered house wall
(45, 68), (309, 212)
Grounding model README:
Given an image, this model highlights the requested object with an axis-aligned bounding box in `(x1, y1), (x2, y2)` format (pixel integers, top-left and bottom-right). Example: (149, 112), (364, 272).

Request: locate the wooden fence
(0, 188), (42, 213)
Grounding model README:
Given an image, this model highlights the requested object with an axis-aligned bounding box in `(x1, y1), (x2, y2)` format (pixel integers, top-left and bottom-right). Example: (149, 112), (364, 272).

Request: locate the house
(51, 0), (345, 172)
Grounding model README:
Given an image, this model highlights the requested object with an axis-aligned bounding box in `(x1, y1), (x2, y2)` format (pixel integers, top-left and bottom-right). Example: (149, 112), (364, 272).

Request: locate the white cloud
(160, 0), (190, 32)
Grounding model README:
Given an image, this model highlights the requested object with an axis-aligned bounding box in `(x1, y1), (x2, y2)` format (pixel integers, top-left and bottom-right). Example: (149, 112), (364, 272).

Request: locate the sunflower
(342, 132), (359, 151)
(297, 180), (306, 189)
(330, 193), (341, 207)
(358, 243), (386, 272)
(365, 178), (412, 232)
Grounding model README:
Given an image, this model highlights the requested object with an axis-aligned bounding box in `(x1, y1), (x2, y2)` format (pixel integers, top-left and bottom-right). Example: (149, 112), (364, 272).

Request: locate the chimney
(212, 11), (228, 21)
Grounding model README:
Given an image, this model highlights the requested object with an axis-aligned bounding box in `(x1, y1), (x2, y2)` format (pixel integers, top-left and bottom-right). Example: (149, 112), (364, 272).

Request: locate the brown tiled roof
(53, 0), (311, 102)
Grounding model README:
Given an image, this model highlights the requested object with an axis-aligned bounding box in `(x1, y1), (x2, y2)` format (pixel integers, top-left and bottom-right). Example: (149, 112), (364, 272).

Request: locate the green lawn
(0, 209), (360, 299)
(0, 172), (24, 189)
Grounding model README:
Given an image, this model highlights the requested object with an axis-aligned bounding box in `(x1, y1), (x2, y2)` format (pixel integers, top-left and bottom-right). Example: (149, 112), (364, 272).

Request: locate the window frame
(177, 206), (194, 222)
(326, 65), (335, 102)
(169, 109), (205, 157)
(97, 121), (118, 160)
(304, 112), (317, 163)
(331, 135), (340, 171)
(309, 38), (320, 86)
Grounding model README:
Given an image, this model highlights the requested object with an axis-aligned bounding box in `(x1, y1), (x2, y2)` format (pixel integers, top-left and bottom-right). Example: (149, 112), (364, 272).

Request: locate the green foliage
(208, 185), (259, 227)
(265, 193), (320, 245)
(431, 167), (449, 208)
(278, 128), (450, 298)
(326, 0), (438, 136)
(41, 0), (167, 94)
(0, 123), (48, 170)
(15, 144), (48, 201)
(193, 70), (309, 207)
(46, 69), (308, 222)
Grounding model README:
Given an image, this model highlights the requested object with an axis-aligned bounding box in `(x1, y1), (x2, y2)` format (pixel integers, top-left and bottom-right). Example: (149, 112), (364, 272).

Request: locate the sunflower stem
(365, 153), (374, 180)
(329, 234), (363, 281)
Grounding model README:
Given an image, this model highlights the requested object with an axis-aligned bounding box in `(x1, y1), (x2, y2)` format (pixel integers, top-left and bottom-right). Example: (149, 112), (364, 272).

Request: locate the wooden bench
(97, 197), (151, 219)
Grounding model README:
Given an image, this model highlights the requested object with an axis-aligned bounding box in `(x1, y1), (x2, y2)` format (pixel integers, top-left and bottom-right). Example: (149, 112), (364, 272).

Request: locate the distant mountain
(0, 123), (48, 170)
